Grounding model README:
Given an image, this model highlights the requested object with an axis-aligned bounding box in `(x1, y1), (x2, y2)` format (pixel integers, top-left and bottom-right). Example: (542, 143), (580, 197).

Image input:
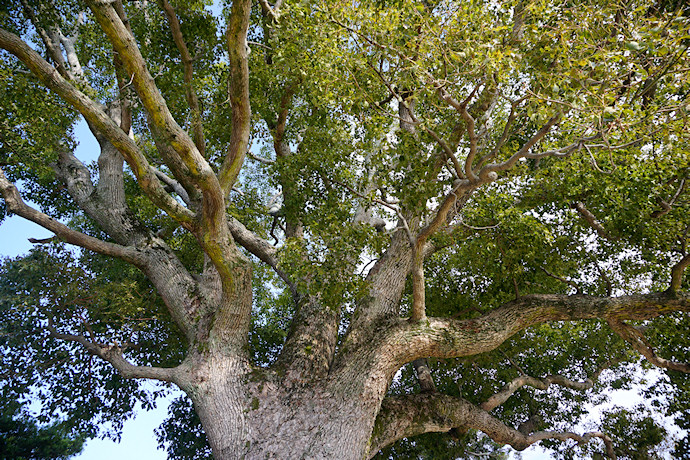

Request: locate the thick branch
(412, 358), (436, 393)
(86, 1), (217, 196)
(371, 394), (616, 458)
(0, 167), (142, 264)
(606, 317), (690, 373)
(218, 0), (251, 195)
(382, 292), (690, 369)
(0, 27), (195, 225)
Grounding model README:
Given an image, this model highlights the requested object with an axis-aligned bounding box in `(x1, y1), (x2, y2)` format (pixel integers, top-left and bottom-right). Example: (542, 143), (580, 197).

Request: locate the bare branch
(481, 374), (595, 412)
(226, 216), (297, 295)
(48, 322), (179, 382)
(607, 317), (690, 373)
(247, 151), (275, 165)
(154, 168), (193, 206)
(380, 292), (690, 371)
(218, 0), (252, 195)
(159, 0), (206, 157)
(258, 0), (278, 21)
(541, 267), (582, 294)
(412, 358), (436, 393)
(0, 27), (195, 225)
(19, 0), (68, 77)
(669, 252), (690, 292)
(478, 114), (562, 178)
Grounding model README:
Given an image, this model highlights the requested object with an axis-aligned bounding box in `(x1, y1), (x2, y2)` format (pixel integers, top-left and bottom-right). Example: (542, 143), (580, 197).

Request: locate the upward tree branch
(86, 1), (218, 199)
(0, 27), (195, 226)
(159, 0), (206, 157)
(218, 0), (251, 196)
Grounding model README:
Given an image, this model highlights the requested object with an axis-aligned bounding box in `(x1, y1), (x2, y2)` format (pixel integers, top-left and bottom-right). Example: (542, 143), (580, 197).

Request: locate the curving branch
(0, 167), (142, 264)
(606, 317), (690, 373)
(381, 292), (690, 371)
(481, 374), (597, 412)
(0, 27), (195, 226)
(48, 322), (180, 383)
(477, 113), (563, 178)
(370, 394), (617, 458)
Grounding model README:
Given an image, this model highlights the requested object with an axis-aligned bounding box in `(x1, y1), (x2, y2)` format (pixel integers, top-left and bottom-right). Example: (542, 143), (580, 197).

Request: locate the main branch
(371, 394), (616, 458)
(384, 293), (690, 370)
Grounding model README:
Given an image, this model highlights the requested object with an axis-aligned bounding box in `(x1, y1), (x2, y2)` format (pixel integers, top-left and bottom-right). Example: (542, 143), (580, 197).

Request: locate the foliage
(0, 398), (84, 460)
(0, 0), (689, 458)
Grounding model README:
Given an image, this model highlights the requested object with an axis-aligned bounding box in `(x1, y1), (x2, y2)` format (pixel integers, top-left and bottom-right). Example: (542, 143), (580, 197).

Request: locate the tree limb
(226, 216), (296, 295)
(383, 292), (690, 370)
(48, 322), (180, 383)
(86, 1), (218, 201)
(19, 0), (68, 77)
(0, 27), (195, 226)
(481, 374), (596, 412)
(606, 317), (690, 373)
(573, 201), (613, 241)
(218, 0), (252, 195)
(0, 167), (142, 264)
(158, 0), (206, 157)
(669, 252), (690, 292)
(412, 358), (437, 393)
(370, 394), (617, 458)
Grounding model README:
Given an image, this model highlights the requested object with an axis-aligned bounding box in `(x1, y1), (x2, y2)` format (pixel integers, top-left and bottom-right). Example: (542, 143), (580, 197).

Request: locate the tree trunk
(182, 350), (390, 460)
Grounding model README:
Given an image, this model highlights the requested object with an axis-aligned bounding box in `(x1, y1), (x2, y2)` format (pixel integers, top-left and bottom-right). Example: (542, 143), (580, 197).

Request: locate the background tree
(1, 0), (690, 459)
(0, 398), (84, 459)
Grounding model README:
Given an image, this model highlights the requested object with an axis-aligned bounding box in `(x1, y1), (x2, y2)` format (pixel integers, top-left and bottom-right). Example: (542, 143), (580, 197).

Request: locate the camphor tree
(1, 0), (690, 458)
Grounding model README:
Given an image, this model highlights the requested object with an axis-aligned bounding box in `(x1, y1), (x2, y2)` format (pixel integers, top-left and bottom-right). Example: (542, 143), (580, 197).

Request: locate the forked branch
(48, 321), (180, 383)
(0, 27), (195, 226)
(481, 365), (616, 411)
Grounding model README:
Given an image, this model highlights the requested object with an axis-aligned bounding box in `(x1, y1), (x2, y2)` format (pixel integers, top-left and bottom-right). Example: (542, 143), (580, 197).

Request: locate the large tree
(1, 0), (689, 458)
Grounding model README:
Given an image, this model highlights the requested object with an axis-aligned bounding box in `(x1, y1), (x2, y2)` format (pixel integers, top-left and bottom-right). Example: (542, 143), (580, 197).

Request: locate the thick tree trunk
(186, 370), (385, 460)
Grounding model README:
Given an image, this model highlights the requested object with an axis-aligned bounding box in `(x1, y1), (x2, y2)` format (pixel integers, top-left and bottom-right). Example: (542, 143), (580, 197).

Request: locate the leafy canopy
(1, 0), (690, 458)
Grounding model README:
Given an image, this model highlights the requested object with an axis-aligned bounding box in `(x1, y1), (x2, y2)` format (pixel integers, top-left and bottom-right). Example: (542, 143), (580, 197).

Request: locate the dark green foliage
(155, 397), (212, 460)
(0, 398), (84, 460)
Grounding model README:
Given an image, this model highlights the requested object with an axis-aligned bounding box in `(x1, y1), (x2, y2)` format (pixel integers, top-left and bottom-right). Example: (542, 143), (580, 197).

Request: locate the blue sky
(0, 119), (577, 460)
(0, 119), (169, 459)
